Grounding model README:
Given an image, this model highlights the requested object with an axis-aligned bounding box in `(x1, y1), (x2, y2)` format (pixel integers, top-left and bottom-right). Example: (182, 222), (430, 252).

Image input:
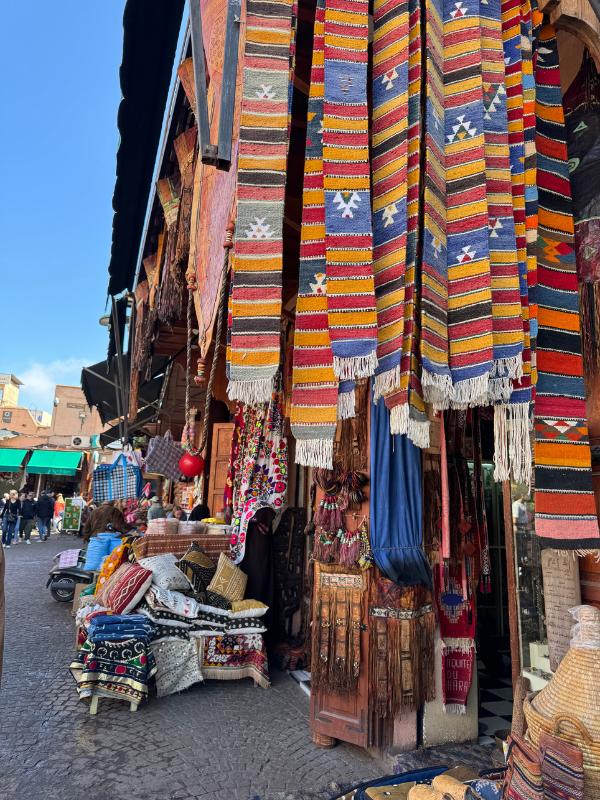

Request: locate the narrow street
(0, 534), (380, 800)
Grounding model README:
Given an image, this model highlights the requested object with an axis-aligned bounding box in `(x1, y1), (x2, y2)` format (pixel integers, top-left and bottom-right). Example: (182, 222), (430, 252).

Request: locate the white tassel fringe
(295, 438), (334, 470)
(422, 370), (452, 410)
(389, 404), (430, 448)
(389, 403), (409, 435)
(228, 378), (274, 406)
(490, 354), (523, 381)
(373, 365), (402, 403)
(450, 373), (489, 409)
(493, 403), (531, 486)
(333, 351), (378, 381)
(408, 417), (430, 449)
(337, 389), (356, 420)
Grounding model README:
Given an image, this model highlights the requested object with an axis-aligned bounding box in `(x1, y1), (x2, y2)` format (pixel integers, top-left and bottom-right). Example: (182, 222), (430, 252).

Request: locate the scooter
(46, 549), (94, 603)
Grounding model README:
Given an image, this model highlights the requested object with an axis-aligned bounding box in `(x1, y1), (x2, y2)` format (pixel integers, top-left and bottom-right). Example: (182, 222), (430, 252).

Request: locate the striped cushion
(106, 563), (153, 615)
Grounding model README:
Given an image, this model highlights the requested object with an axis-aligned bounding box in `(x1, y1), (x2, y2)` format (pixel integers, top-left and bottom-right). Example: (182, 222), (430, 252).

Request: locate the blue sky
(0, 2), (126, 412)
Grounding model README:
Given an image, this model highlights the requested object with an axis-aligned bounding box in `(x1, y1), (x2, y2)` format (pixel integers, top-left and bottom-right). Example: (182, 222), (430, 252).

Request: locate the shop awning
(26, 450), (82, 476)
(107, 0), (185, 295)
(99, 405), (158, 447)
(0, 448), (29, 472)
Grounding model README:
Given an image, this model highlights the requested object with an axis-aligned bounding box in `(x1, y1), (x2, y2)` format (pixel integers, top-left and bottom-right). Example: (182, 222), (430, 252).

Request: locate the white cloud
(18, 358), (91, 412)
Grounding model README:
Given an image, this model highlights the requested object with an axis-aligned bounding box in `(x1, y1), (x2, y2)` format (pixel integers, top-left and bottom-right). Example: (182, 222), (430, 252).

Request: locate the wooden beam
(502, 480), (522, 689)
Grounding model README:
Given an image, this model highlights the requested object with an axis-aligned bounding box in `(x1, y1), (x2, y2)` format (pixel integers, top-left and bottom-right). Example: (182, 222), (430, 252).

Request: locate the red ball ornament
(179, 452), (205, 478)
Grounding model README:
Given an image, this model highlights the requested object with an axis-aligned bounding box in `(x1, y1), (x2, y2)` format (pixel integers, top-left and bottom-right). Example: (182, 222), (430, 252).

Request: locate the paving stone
(0, 535), (381, 800)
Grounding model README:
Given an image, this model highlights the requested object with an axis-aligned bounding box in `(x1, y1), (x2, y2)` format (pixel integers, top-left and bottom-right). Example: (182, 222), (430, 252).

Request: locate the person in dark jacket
(36, 491), (54, 542)
(20, 492), (37, 544)
(1, 491), (21, 548)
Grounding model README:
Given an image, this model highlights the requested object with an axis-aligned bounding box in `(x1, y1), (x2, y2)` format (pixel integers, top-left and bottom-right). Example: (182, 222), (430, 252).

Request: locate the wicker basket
(523, 606), (600, 798)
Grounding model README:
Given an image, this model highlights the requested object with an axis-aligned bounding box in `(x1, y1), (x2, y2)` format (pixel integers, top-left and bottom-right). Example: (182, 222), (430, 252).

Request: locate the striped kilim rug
(228, 0), (293, 405)
(493, 0), (534, 484)
(480, 0), (523, 403)
(323, 0), (378, 381)
(533, 20), (600, 551)
(420, 0), (451, 410)
(384, 0), (429, 448)
(290, 0), (339, 469)
(372, 0), (410, 403)
(443, 0), (493, 409)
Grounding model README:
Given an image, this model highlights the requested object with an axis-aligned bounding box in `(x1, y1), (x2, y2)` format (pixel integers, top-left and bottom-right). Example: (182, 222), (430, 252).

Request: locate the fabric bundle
(228, 0), (293, 405)
(311, 562), (366, 693)
(532, 20), (600, 552)
(369, 578), (435, 729)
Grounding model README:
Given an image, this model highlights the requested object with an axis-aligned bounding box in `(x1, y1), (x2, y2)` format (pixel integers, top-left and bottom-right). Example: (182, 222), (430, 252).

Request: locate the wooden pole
(502, 480), (522, 689)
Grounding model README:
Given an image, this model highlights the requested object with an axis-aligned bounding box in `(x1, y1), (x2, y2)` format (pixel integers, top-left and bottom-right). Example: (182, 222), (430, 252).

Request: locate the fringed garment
(369, 577), (435, 730)
(228, 0), (293, 405)
(323, 0), (378, 381)
(311, 562), (367, 694)
(532, 19), (600, 552)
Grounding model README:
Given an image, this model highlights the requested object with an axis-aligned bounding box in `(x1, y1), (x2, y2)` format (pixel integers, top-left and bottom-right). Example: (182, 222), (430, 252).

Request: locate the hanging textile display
(435, 563), (476, 714)
(291, 0), (339, 469)
(311, 561), (367, 693)
(370, 397), (431, 588)
(532, 20), (600, 552)
(323, 0), (378, 381)
(564, 54), (600, 381)
(229, 388), (288, 564)
(228, 0), (293, 405)
(369, 578), (435, 725)
(371, 0), (410, 401)
(383, 0), (429, 448)
(420, 0), (450, 408)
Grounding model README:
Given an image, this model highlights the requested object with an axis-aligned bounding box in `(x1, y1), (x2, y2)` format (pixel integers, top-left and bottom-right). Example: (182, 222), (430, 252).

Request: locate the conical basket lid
(531, 605), (600, 740)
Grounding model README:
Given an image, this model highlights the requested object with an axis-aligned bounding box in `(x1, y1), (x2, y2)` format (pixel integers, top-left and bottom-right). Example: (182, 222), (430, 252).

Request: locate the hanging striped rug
(372, 0), (410, 402)
(323, 0), (378, 381)
(228, 0), (293, 405)
(533, 20), (600, 551)
(444, 0), (493, 408)
(290, 0), (339, 469)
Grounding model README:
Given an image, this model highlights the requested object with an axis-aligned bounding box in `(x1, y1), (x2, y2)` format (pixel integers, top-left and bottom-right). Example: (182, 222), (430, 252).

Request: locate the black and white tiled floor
(478, 666), (513, 745)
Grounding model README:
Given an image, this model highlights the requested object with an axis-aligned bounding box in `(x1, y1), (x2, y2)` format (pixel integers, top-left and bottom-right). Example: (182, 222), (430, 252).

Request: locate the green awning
(27, 450), (82, 476)
(0, 449), (29, 472)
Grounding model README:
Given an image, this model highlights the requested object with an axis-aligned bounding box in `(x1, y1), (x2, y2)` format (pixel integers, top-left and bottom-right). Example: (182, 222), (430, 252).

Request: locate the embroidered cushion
(146, 586), (203, 619)
(96, 543), (130, 595)
(138, 553), (191, 592)
(106, 563), (153, 614)
(95, 564), (124, 606)
(175, 543), (216, 597)
(151, 639), (203, 698)
(206, 552), (247, 602)
(204, 590), (232, 611)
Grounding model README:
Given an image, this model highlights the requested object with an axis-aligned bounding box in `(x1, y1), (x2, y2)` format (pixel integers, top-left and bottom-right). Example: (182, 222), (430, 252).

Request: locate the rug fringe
(337, 388), (356, 420)
(493, 405), (510, 481)
(443, 702), (468, 715)
(574, 548), (600, 560)
(228, 378), (274, 406)
(389, 402), (409, 436)
(494, 403), (531, 486)
(490, 354), (523, 380)
(333, 352), (378, 381)
(373, 364), (402, 403)
(488, 377), (513, 403)
(450, 373), (489, 409)
(295, 437), (334, 469)
(408, 417), (430, 449)
(422, 370), (452, 410)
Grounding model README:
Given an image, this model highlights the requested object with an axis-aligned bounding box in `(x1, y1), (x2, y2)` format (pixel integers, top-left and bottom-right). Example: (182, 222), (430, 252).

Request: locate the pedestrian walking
(15, 491), (26, 543)
(1, 490), (21, 549)
(20, 491), (37, 544)
(53, 492), (65, 532)
(36, 490), (54, 541)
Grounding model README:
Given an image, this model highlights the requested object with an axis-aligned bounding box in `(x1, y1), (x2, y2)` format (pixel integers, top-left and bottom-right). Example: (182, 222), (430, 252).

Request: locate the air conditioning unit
(71, 435), (90, 448)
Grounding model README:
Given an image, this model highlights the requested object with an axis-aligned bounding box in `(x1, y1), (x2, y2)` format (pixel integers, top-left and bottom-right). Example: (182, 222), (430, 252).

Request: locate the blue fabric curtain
(370, 398), (431, 587)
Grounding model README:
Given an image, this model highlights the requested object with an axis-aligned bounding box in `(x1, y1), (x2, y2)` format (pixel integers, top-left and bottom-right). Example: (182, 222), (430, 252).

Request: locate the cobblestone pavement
(0, 535), (381, 800)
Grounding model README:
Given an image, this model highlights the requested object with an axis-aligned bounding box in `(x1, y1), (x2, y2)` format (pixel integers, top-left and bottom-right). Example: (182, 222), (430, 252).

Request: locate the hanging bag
(92, 453), (143, 503)
(144, 430), (184, 480)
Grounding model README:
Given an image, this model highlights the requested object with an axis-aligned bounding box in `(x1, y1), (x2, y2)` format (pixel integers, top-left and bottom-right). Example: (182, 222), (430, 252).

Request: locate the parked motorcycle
(46, 549), (93, 603)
